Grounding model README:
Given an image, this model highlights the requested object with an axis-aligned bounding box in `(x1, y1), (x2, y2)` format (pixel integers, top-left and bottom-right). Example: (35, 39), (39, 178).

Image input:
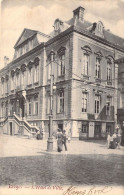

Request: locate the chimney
(4, 56), (9, 67)
(73, 6), (85, 22)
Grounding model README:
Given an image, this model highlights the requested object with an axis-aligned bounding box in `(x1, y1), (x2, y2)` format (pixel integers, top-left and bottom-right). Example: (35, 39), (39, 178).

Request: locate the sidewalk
(0, 134), (124, 157)
(0, 134), (124, 187)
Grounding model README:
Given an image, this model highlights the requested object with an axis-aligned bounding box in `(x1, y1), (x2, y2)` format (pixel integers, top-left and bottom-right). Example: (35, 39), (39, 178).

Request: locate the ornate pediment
(34, 57), (40, 66)
(82, 45), (92, 54)
(94, 51), (103, 59)
(14, 28), (38, 49)
(57, 47), (66, 55)
(21, 64), (26, 72)
(11, 70), (15, 77)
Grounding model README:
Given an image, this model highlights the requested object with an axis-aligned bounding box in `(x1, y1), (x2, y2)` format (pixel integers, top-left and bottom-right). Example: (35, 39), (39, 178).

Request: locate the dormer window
(97, 21), (104, 32)
(55, 21), (60, 31)
(54, 19), (63, 32)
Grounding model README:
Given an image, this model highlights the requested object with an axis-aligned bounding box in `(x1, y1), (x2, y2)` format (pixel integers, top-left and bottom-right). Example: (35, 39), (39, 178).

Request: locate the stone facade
(0, 7), (124, 139)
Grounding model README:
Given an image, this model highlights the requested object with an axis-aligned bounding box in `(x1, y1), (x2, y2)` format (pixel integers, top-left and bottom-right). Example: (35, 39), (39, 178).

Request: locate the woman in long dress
(56, 129), (63, 152)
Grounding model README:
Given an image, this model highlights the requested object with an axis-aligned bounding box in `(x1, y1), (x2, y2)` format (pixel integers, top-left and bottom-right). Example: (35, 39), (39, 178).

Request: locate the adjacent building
(115, 57), (124, 144)
(0, 6), (124, 139)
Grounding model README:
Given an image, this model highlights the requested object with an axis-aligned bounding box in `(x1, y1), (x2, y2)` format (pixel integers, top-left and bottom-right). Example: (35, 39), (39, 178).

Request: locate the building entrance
(10, 122), (12, 135)
(94, 124), (101, 138)
(58, 124), (63, 131)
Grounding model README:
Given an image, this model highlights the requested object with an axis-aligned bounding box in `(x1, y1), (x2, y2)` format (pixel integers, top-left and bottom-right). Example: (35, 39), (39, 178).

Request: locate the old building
(115, 57), (124, 144)
(0, 6), (124, 139)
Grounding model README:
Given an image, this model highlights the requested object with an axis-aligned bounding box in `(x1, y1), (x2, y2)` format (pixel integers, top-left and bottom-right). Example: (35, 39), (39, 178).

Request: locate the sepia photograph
(0, 0), (124, 194)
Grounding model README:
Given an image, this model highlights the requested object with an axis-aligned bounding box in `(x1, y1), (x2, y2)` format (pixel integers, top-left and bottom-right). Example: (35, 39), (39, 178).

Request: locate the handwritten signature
(63, 186), (112, 195)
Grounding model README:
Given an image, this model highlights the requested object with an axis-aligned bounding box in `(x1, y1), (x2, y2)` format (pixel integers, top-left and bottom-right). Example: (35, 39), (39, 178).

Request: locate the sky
(0, 0), (124, 69)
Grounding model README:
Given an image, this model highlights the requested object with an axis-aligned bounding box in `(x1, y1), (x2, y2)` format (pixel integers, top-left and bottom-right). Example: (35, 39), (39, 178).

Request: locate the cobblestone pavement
(0, 134), (124, 187)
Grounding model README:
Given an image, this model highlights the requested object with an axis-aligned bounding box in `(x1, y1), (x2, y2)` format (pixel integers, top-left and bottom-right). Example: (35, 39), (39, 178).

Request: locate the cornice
(73, 26), (124, 53)
(0, 43), (45, 73)
(0, 25), (124, 74)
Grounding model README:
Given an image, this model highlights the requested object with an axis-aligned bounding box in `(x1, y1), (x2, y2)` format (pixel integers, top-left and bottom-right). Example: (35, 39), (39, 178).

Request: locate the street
(0, 134), (124, 187)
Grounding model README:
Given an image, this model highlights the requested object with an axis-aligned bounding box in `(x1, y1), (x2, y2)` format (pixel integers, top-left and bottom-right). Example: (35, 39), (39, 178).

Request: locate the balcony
(94, 77), (101, 84)
(106, 81), (112, 86)
(34, 81), (39, 86)
(27, 84), (32, 88)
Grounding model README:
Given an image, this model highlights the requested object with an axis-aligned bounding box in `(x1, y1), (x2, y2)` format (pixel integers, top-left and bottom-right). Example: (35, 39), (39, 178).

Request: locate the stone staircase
(0, 113), (39, 138)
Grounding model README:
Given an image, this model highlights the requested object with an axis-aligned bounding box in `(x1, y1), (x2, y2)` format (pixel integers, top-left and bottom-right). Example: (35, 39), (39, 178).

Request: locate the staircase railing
(13, 113), (39, 133)
(0, 113), (39, 136)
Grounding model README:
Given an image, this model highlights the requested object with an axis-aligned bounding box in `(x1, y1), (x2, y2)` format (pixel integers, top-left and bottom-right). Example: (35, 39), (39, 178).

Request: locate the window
(106, 125), (111, 133)
(82, 53), (89, 75)
(95, 58), (101, 78)
(34, 65), (39, 83)
(26, 42), (29, 52)
(2, 82), (4, 95)
(28, 99), (32, 115)
(107, 60), (112, 83)
(21, 72), (25, 87)
(28, 68), (32, 85)
(34, 98), (38, 115)
(82, 92), (88, 112)
(16, 75), (20, 87)
(106, 96), (112, 115)
(57, 90), (64, 113)
(82, 124), (88, 133)
(58, 54), (65, 76)
(11, 77), (15, 90)
(5, 81), (7, 93)
(81, 46), (92, 77)
(1, 103), (4, 117)
(29, 40), (33, 50)
(57, 47), (66, 76)
(5, 101), (8, 116)
(95, 95), (100, 114)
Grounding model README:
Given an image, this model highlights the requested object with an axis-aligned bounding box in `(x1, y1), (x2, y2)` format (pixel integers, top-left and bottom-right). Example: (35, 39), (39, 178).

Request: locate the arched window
(34, 57), (40, 83)
(1, 77), (5, 95)
(27, 61), (33, 85)
(95, 51), (103, 79)
(106, 56), (113, 85)
(81, 46), (92, 76)
(57, 47), (66, 76)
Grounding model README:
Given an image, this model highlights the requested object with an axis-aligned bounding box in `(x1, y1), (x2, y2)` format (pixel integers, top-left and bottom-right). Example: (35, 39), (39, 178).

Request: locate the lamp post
(47, 50), (55, 151)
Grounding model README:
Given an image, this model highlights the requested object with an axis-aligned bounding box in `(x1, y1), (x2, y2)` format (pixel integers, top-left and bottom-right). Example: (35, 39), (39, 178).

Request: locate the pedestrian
(56, 128), (63, 152)
(106, 132), (110, 149)
(110, 132), (117, 149)
(62, 130), (68, 151)
(36, 130), (40, 140)
(116, 130), (121, 149)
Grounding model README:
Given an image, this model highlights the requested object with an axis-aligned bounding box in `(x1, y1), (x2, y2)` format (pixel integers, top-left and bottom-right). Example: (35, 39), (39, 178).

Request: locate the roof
(66, 18), (124, 49)
(14, 28), (39, 48)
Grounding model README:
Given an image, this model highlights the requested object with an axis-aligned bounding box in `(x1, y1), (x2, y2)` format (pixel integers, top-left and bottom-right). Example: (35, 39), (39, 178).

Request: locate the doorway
(58, 124), (63, 131)
(94, 124), (101, 138)
(10, 122), (12, 136)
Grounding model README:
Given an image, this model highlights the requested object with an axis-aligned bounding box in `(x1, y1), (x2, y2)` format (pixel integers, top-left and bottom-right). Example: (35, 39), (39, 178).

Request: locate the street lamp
(47, 50), (55, 151)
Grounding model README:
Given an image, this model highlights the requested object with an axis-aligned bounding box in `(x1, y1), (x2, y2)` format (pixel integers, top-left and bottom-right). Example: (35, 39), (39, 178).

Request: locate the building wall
(0, 27), (124, 139)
